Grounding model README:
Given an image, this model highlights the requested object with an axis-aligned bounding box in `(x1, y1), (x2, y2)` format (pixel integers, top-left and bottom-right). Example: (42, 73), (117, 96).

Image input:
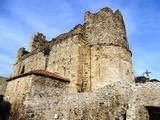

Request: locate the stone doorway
(146, 106), (160, 120)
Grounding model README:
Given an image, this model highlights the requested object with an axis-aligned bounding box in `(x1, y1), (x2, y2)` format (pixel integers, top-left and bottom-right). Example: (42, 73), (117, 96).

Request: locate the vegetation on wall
(135, 76), (159, 83)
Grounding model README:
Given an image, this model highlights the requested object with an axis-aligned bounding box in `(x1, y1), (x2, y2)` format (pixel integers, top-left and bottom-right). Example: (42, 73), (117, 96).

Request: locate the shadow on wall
(0, 95), (11, 120)
(146, 106), (160, 120)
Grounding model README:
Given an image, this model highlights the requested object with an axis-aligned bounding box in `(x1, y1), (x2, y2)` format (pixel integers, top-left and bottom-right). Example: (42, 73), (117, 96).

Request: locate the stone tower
(10, 7), (134, 92)
(11, 32), (49, 78)
(83, 8), (134, 90)
(28, 32), (48, 52)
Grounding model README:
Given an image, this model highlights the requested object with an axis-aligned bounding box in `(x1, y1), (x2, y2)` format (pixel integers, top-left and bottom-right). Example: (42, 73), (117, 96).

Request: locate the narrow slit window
(64, 67), (66, 76)
(99, 64), (100, 77)
(20, 65), (25, 74)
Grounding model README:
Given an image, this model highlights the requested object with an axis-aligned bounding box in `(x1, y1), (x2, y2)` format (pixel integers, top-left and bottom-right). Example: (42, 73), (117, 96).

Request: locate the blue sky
(0, 0), (159, 79)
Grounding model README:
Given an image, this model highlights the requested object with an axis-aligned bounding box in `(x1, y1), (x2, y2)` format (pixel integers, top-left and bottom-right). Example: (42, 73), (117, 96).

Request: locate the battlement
(50, 24), (85, 45)
(28, 32), (48, 52)
(84, 7), (129, 50)
(13, 24), (86, 65)
(13, 32), (49, 64)
(15, 47), (28, 64)
(84, 7), (113, 21)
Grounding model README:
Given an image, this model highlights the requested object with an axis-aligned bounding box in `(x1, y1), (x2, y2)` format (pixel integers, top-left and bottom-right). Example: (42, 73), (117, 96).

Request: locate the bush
(135, 76), (148, 83)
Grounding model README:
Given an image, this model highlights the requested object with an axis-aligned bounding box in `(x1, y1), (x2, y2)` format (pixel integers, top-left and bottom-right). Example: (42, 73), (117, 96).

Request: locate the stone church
(1, 7), (160, 120)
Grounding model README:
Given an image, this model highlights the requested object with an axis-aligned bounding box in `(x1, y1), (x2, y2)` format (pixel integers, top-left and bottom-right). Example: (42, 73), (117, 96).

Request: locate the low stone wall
(127, 82), (160, 120)
(5, 73), (160, 120)
(0, 77), (8, 95)
(25, 76), (69, 119)
(52, 81), (131, 120)
(4, 75), (34, 120)
(11, 51), (49, 77)
(49, 81), (160, 120)
(4, 75), (69, 120)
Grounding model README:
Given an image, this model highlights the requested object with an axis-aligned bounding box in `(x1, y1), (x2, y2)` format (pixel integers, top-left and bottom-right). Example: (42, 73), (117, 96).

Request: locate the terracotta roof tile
(32, 70), (70, 82)
(7, 70), (70, 82)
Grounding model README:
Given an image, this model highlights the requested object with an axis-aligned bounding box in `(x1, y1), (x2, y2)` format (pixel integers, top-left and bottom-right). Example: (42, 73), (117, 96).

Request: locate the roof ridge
(7, 70), (70, 82)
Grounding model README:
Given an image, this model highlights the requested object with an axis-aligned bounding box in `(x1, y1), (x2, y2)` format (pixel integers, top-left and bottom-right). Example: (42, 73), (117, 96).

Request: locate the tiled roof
(7, 70), (70, 82)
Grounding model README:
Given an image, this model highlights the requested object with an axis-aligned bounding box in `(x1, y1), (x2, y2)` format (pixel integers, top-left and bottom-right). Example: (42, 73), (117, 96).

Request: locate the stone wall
(127, 82), (160, 120)
(4, 75), (34, 119)
(47, 25), (88, 92)
(0, 77), (8, 95)
(25, 76), (69, 119)
(48, 81), (160, 120)
(11, 52), (48, 77)
(54, 81), (130, 120)
(46, 7), (134, 91)
(84, 8), (129, 49)
(28, 32), (48, 52)
(0, 77), (9, 120)
(5, 74), (160, 120)
(87, 45), (134, 90)
(4, 75), (69, 120)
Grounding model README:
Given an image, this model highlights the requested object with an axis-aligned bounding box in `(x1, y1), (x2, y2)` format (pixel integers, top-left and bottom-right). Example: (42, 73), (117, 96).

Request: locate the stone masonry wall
(5, 75), (160, 120)
(46, 36), (74, 88)
(83, 7), (134, 90)
(50, 81), (131, 120)
(127, 82), (160, 120)
(11, 52), (48, 77)
(84, 8), (129, 49)
(89, 45), (134, 90)
(51, 81), (160, 120)
(47, 25), (88, 92)
(0, 77), (8, 95)
(25, 76), (69, 120)
(4, 75), (69, 120)
(28, 32), (48, 53)
(4, 75), (34, 119)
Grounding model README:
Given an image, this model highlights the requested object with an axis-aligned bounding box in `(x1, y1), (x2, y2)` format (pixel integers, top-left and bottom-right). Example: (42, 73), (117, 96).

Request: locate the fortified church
(1, 7), (160, 120)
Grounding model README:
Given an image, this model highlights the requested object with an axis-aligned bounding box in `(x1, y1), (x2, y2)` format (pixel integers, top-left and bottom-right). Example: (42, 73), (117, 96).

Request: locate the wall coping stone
(7, 70), (70, 82)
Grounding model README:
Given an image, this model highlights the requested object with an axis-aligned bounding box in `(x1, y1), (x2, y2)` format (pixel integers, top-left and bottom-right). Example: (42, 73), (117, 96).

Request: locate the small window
(99, 64), (100, 77)
(20, 65), (25, 74)
(64, 67), (66, 76)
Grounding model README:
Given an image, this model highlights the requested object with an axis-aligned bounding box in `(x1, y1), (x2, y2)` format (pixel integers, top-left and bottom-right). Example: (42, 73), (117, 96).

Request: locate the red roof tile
(7, 70), (70, 82)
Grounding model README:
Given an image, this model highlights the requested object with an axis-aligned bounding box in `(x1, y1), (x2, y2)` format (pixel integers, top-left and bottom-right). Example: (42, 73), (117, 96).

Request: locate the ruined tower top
(28, 32), (48, 52)
(84, 7), (129, 50)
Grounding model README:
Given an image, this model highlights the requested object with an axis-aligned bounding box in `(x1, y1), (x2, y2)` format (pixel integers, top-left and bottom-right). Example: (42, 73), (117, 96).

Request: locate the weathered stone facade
(3, 7), (160, 120)
(5, 74), (69, 120)
(0, 77), (8, 95)
(53, 81), (160, 120)
(11, 7), (134, 92)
